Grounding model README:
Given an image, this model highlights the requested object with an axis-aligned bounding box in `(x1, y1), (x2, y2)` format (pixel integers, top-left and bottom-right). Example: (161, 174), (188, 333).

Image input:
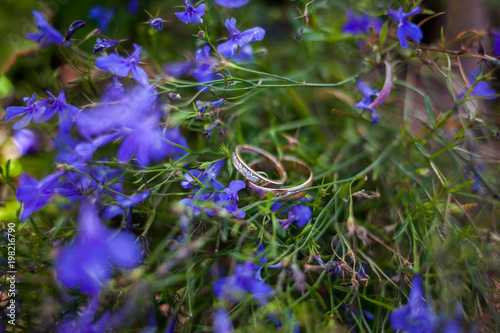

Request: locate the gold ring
(246, 155), (313, 202)
(232, 144), (287, 187)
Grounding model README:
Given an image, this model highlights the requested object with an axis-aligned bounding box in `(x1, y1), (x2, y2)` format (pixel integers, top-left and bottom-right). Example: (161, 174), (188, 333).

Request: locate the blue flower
(271, 200), (312, 231)
(342, 11), (382, 35)
(164, 46), (217, 89)
(493, 30), (500, 56)
(214, 309), (234, 333)
(215, 0), (249, 8)
(103, 189), (151, 219)
(195, 98), (225, 116)
(26, 11), (64, 47)
(469, 70), (497, 100)
(16, 170), (65, 221)
(93, 38), (117, 54)
(388, 7), (423, 48)
(314, 256), (342, 276)
(217, 18), (265, 58)
(12, 129), (39, 156)
(88, 5), (114, 32)
(216, 180), (246, 218)
(45, 90), (80, 133)
(231, 44), (255, 63)
(354, 80), (381, 124)
(175, 0), (206, 24)
(56, 202), (141, 295)
(214, 261), (273, 304)
(150, 17), (164, 31)
(95, 44), (149, 87)
(390, 275), (435, 333)
(65, 20), (86, 41)
(269, 312), (300, 333)
(5, 94), (53, 130)
(181, 160), (226, 192)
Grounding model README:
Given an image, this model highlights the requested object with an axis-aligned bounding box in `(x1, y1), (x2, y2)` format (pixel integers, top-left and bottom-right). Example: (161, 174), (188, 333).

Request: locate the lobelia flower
(103, 189), (151, 219)
(217, 18), (265, 58)
(56, 202), (142, 295)
(314, 256), (342, 275)
(26, 10), (64, 47)
(95, 44), (149, 87)
(213, 261), (273, 304)
(175, 0), (206, 24)
(342, 10), (382, 35)
(88, 5), (114, 32)
(5, 94), (53, 130)
(390, 275), (436, 333)
(469, 70), (497, 100)
(492, 30), (500, 55)
(45, 90), (80, 133)
(12, 129), (40, 156)
(354, 80), (381, 125)
(150, 18), (164, 31)
(16, 170), (65, 221)
(93, 38), (117, 54)
(268, 312), (300, 333)
(388, 7), (423, 48)
(195, 98), (225, 117)
(271, 200), (312, 231)
(215, 180), (246, 218)
(65, 20), (86, 41)
(214, 309), (234, 333)
(58, 296), (111, 333)
(231, 44), (255, 63)
(164, 46), (218, 89)
(215, 0), (249, 8)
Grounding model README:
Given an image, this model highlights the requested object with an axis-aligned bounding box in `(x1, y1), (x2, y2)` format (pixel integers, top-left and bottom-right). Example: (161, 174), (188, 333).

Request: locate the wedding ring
(232, 144), (287, 187)
(246, 156), (313, 202)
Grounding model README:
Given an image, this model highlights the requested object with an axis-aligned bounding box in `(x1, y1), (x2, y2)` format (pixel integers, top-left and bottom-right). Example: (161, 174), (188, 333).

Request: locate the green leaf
(393, 216), (411, 239)
(424, 96), (435, 127)
(379, 21), (388, 47)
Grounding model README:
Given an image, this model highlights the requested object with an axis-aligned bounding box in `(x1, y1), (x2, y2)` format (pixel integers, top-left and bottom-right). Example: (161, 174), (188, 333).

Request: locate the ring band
(246, 156), (313, 202)
(232, 144), (287, 187)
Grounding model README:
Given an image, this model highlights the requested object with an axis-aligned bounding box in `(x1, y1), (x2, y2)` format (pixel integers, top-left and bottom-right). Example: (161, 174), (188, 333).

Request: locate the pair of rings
(231, 144), (313, 202)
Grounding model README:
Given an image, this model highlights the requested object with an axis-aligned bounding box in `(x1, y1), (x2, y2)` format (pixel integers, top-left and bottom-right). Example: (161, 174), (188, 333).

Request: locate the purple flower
(342, 11), (382, 35)
(469, 70), (497, 100)
(65, 20), (86, 41)
(12, 129), (39, 156)
(271, 200), (312, 231)
(217, 18), (265, 58)
(214, 261), (273, 304)
(181, 160), (226, 191)
(5, 94), (53, 130)
(95, 44), (149, 87)
(216, 180), (246, 218)
(164, 46), (217, 89)
(16, 170), (65, 221)
(390, 275), (435, 333)
(56, 202), (141, 295)
(103, 189), (151, 219)
(88, 5), (114, 32)
(45, 91), (80, 133)
(150, 17), (164, 31)
(195, 98), (225, 116)
(314, 256), (342, 276)
(215, 0), (249, 8)
(388, 7), (423, 48)
(231, 44), (254, 63)
(175, 0), (206, 24)
(492, 30), (500, 56)
(26, 10), (64, 47)
(93, 38), (117, 54)
(354, 80), (381, 124)
(214, 309), (234, 333)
